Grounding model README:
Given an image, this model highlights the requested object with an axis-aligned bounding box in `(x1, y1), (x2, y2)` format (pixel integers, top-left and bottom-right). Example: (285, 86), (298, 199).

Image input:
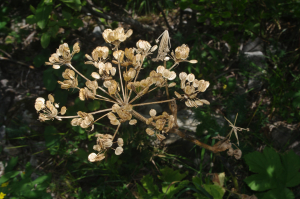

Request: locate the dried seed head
(156, 65), (165, 74)
(174, 91), (182, 99)
(112, 104), (120, 112)
(113, 50), (124, 62)
(62, 69), (75, 80)
(136, 40), (151, 52)
(227, 148), (234, 156)
(168, 82), (176, 87)
(179, 72), (187, 80)
(129, 119), (137, 125)
(71, 118), (82, 126)
(103, 139), (113, 148)
(60, 106), (67, 115)
(110, 119), (120, 126)
(48, 94), (54, 103)
(175, 44), (189, 60)
(73, 42), (80, 54)
(200, 99), (210, 105)
(117, 138), (124, 147)
(35, 97), (45, 111)
(198, 80), (210, 92)
(189, 60), (198, 64)
(149, 109), (157, 117)
(184, 85), (195, 95)
(186, 73), (195, 82)
(156, 134), (166, 141)
(233, 149), (242, 159)
(91, 72), (100, 79)
(155, 119), (166, 131)
(146, 128), (155, 136)
(115, 147), (123, 155)
(88, 153), (105, 162)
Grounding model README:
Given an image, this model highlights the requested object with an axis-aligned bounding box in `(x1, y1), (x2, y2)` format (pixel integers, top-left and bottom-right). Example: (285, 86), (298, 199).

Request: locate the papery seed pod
(35, 97), (45, 111)
(117, 138), (124, 147)
(162, 69), (171, 79)
(103, 80), (111, 88)
(156, 134), (166, 141)
(189, 93), (198, 99)
(179, 72), (187, 80)
(105, 62), (113, 74)
(102, 134), (113, 139)
(198, 80), (210, 92)
(53, 65), (60, 69)
(115, 147), (123, 155)
(136, 40), (151, 52)
(103, 29), (113, 43)
(186, 74), (195, 82)
(193, 79), (200, 87)
(168, 82), (176, 87)
(233, 149), (242, 159)
(129, 119), (137, 125)
(60, 106), (67, 115)
(149, 109), (157, 117)
(146, 118), (153, 125)
(184, 85), (194, 95)
(110, 119), (120, 125)
(200, 99), (210, 105)
(79, 88), (86, 101)
(73, 42), (80, 54)
(155, 119), (166, 131)
(88, 153), (105, 162)
(113, 50), (124, 62)
(227, 148), (234, 156)
(112, 104), (120, 112)
(175, 44), (189, 60)
(125, 29), (133, 38)
(185, 99), (193, 107)
(107, 112), (117, 120)
(174, 91), (182, 99)
(168, 71), (176, 80)
(164, 57), (170, 61)
(146, 128), (155, 136)
(195, 100), (204, 106)
(189, 60), (198, 64)
(111, 67), (117, 76)
(93, 145), (102, 151)
(85, 54), (93, 61)
(48, 94), (55, 103)
(103, 139), (113, 148)
(156, 65), (165, 74)
(151, 45), (158, 52)
(54, 103), (59, 108)
(71, 118), (82, 126)
(91, 72), (100, 79)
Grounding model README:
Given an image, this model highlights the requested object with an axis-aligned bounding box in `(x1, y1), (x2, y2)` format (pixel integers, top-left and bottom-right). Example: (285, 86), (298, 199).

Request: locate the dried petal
(129, 119), (137, 125)
(146, 128), (155, 136)
(115, 147), (123, 155)
(149, 109), (157, 117)
(179, 72), (187, 80)
(117, 138), (124, 147)
(60, 106), (67, 115)
(186, 74), (195, 82)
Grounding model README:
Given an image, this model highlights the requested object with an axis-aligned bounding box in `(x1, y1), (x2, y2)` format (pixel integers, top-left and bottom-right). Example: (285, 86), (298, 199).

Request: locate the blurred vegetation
(1, 0), (300, 198)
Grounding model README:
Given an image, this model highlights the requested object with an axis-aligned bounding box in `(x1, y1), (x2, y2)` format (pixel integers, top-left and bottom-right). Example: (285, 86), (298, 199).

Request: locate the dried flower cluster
(35, 27), (246, 163)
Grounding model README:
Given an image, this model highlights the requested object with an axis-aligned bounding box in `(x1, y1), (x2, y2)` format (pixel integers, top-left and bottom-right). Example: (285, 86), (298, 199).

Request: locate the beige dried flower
(233, 149), (242, 159)
(60, 106), (67, 115)
(175, 44), (189, 60)
(129, 119), (137, 125)
(156, 133), (166, 141)
(102, 27), (132, 48)
(88, 153), (105, 162)
(35, 95), (61, 121)
(149, 109), (157, 117)
(136, 40), (151, 54)
(146, 128), (155, 136)
(227, 148), (234, 156)
(45, 43), (80, 67)
(115, 147), (123, 155)
(117, 138), (124, 147)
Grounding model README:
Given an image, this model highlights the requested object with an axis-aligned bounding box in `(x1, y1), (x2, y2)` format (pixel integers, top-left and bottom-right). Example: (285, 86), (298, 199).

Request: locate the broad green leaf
(32, 174), (52, 185)
(60, 0), (82, 11)
(261, 188), (295, 199)
(41, 32), (51, 48)
(280, 150), (300, 187)
(221, 11), (231, 18)
(5, 156), (18, 172)
(62, 9), (72, 20)
(30, 5), (36, 14)
(26, 15), (36, 25)
(158, 166), (188, 182)
(140, 175), (160, 196)
(0, 171), (19, 184)
(35, 1), (53, 29)
(202, 184), (224, 199)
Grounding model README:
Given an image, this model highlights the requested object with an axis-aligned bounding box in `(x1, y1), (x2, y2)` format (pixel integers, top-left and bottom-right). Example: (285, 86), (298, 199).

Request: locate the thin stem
(117, 59), (125, 101)
(95, 95), (117, 103)
(112, 123), (121, 140)
(133, 99), (175, 107)
(93, 113), (109, 123)
(169, 63), (178, 71)
(89, 108), (112, 115)
(67, 63), (89, 81)
(129, 85), (150, 104)
(57, 115), (80, 119)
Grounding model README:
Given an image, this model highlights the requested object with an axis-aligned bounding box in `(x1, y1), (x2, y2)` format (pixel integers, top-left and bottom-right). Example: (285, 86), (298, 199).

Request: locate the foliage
(244, 147), (300, 199)
(0, 157), (52, 198)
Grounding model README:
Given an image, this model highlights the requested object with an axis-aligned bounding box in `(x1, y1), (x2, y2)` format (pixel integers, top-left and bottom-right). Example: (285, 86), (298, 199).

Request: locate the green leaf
(60, 0), (82, 11)
(26, 15), (36, 25)
(140, 174), (160, 196)
(280, 150), (300, 187)
(261, 188), (295, 199)
(202, 184), (225, 199)
(35, 1), (53, 29)
(221, 11), (231, 18)
(70, 18), (83, 29)
(32, 174), (52, 185)
(62, 9), (72, 20)
(5, 156), (18, 172)
(0, 171), (19, 184)
(88, 100), (100, 111)
(43, 68), (57, 91)
(30, 5), (36, 14)
(41, 32), (51, 48)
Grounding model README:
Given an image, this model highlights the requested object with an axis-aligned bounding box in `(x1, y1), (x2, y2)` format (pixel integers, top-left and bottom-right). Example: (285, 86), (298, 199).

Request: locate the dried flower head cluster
(145, 109), (175, 141)
(35, 27), (247, 163)
(35, 94), (66, 121)
(174, 72), (210, 107)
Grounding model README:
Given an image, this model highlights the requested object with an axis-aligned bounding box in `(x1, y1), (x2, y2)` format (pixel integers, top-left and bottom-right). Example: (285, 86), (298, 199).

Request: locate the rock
(4, 144), (20, 156)
(177, 109), (201, 132)
(0, 125), (6, 145)
(242, 37), (264, 53)
(139, 98), (163, 116)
